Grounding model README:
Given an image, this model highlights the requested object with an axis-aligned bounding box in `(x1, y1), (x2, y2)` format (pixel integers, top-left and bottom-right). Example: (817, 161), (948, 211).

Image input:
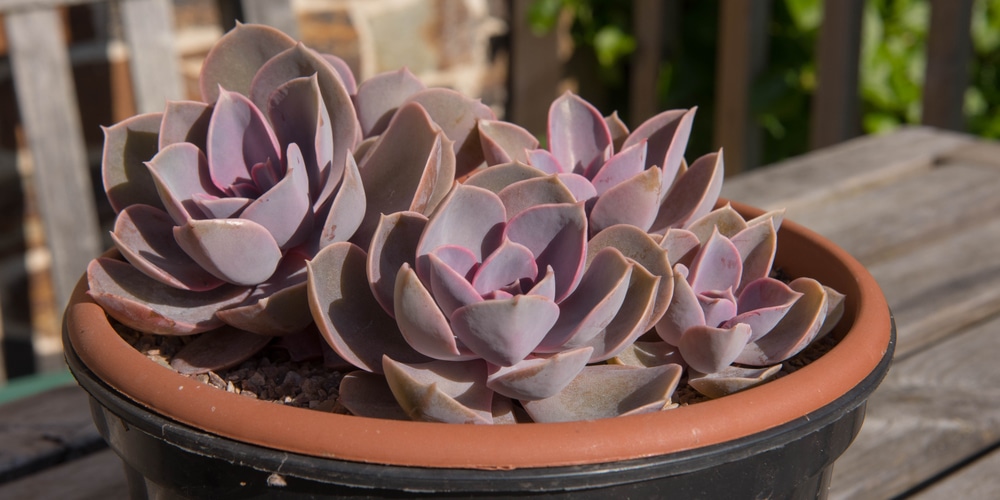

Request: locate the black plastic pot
(66, 319), (894, 499)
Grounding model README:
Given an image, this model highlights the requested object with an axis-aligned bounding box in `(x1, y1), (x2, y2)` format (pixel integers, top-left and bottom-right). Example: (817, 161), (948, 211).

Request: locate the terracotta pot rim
(65, 200), (893, 469)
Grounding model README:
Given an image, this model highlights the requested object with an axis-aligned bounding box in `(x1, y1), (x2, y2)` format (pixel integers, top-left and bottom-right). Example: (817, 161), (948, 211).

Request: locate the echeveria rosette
(645, 206), (846, 397)
(477, 91), (724, 236)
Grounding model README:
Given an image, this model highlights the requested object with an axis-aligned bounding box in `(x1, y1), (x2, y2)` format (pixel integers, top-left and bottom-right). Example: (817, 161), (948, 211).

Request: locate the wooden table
(1, 127), (998, 498)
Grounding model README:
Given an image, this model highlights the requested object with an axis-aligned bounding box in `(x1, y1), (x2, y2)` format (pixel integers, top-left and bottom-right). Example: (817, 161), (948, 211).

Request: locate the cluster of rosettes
(89, 24), (843, 424)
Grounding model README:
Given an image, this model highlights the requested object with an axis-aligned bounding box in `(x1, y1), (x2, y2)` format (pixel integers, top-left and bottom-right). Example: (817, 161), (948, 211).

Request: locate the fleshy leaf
(486, 347), (593, 400)
(736, 278), (829, 365)
(622, 107), (696, 179)
(239, 144), (313, 249)
(651, 151), (724, 231)
(582, 262), (660, 361)
(687, 204), (749, 242)
(170, 326), (273, 375)
(266, 74), (333, 201)
(678, 322), (752, 374)
(730, 218), (778, 290)
(145, 142), (219, 224)
(383, 357), (493, 424)
(496, 175), (577, 220)
(159, 100), (212, 150)
(338, 371), (410, 420)
(207, 89), (280, 193)
(416, 184), (506, 279)
(688, 229), (743, 295)
(611, 341), (686, 368)
(605, 111), (630, 151)
(505, 202), (587, 302)
(688, 364), (782, 398)
(394, 264), (473, 361)
(102, 113), (165, 213)
(590, 141), (647, 194)
(462, 161), (546, 194)
(216, 255), (313, 336)
(173, 218), (282, 286)
(318, 152), (366, 248)
(654, 266), (705, 345)
(589, 166), (662, 234)
(548, 91), (612, 177)
(404, 88), (496, 177)
(726, 277), (802, 342)
(426, 251), (483, 317)
(353, 67), (426, 137)
(199, 23), (296, 103)
(478, 120), (538, 165)
(472, 238), (538, 295)
(660, 228), (701, 267)
(451, 294), (560, 367)
(367, 212), (427, 316)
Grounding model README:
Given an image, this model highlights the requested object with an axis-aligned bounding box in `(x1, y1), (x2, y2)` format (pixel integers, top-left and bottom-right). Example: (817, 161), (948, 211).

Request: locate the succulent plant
(87, 23), (846, 424)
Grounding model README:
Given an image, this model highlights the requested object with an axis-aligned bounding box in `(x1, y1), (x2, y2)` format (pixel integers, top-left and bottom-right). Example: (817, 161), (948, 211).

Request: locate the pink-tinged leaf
(249, 43), (358, 205)
(472, 239), (537, 295)
(321, 53), (358, 95)
(416, 184), (506, 278)
(170, 326), (273, 375)
(87, 257), (250, 335)
(353, 67), (426, 137)
(527, 266), (557, 301)
(111, 204), (224, 291)
(582, 263), (660, 361)
(655, 266), (706, 344)
(491, 394), (523, 424)
(688, 364), (782, 398)
(605, 111), (630, 151)
(338, 371), (410, 420)
(589, 167), (662, 234)
(817, 286), (846, 339)
(537, 248), (631, 352)
(727, 277), (802, 342)
(192, 196), (250, 219)
(687, 204), (749, 242)
(736, 278), (829, 365)
(590, 141), (647, 194)
(557, 173), (598, 202)
(612, 341), (686, 368)
(505, 202), (587, 302)
(383, 357), (494, 424)
(207, 89), (280, 192)
(308, 243), (428, 372)
(699, 288), (738, 329)
(463, 161), (546, 194)
(487, 347), (593, 400)
(548, 91), (612, 176)
(426, 252), (483, 318)
(319, 152), (366, 248)
(198, 23), (296, 103)
(102, 113), (164, 213)
(677, 322), (752, 374)
(496, 175), (577, 219)
(239, 145), (313, 249)
(366, 212), (427, 316)
(451, 295), (560, 367)
(748, 208), (786, 234)
(217, 280), (312, 337)
(526, 148), (564, 174)
(394, 264), (473, 361)
(688, 229), (743, 294)
(623, 107), (696, 179)
(404, 88), (496, 177)
(660, 228), (700, 267)
(651, 151), (724, 231)
(146, 142), (219, 224)
(159, 100), (212, 150)
(267, 75), (333, 201)
(521, 364), (681, 423)
(357, 102), (456, 246)
(173, 218), (282, 286)
(478, 119), (539, 165)
(730, 219), (777, 290)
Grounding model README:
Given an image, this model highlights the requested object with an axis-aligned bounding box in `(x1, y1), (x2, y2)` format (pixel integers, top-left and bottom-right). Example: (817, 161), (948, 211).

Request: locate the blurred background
(0, 0), (990, 392)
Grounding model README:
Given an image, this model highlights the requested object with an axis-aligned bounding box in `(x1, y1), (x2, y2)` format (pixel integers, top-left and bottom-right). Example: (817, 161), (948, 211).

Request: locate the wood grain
(809, 0), (864, 149)
(120, 0), (184, 113)
(910, 446), (1000, 499)
(0, 449), (126, 500)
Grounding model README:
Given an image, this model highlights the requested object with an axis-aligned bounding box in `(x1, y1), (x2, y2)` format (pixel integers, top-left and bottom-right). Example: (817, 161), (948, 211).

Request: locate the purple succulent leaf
(589, 166), (662, 234)
(238, 144), (313, 250)
(357, 102), (457, 247)
(537, 247), (631, 352)
(198, 23), (296, 103)
(321, 53), (358, 95)
(383, 357), (494, 424)
(394, 264), (476, 361)
(87, 257), (251, 335)
(353, 67), (426, 137)
(504, 202), (587, 303)
(556, 173), (599, 202)
(527, 266), (557, 300)
(110, 204), (224, 291)
(463, 161), (546, 194)
(687, 204), (749, 243)
(526, 148), (564, 174)
(318, 152), (366, 248)
(688, 364), (782, 398)
(272, 328), (326, 362)
(102, 113), (165, 213)
(308, 242), (430, 372)
(730, 219), (778, 291)
(748, 208), (786, 233)
(249, 160), (280, 193)
(486, 346), (593, 400)
(192, 195), (250, 219)
(450, 295), (560, 367)
(581, 263), (660, 362)
(521, 364), (681, 423)
(416, 184), (506, 279)
(173, 218), (282, 286)
(604, 111), (630, 151)
(207, 89), (280, 193)
(472, 238), (537, 295)
(623, 107), (696, 181)
(548, 91), (612, 177)
(159, 100), (212, 151)
(677, 322), (753, 374)
(403, 88), (496, 177)
(650, 151), (724, 232)
(497, 176), (577, 220)
(216, 276), (312, 336)
(817, 286), (846, 339)
(736, 278), (830, 366)
(249, 43), (359, 205)
(145, 142), (220, 224)
(590, 141), (647, 194)
(353, 136), (378, 164)
(478, 119), (539, 165)
(266, 74), (333, 202)
(338, 371), (411, 420)
(170, 326), (273, 375)
(688, 229), (743, 295)
(699, 288), (738, 329)
(612, 340), (686, 369)
(725, 277), (802, 342)
(491, 394), (522, 424)
(660, 228), (700, 267)
(426, 252), (483, 318)
(366, 212), (428, 316)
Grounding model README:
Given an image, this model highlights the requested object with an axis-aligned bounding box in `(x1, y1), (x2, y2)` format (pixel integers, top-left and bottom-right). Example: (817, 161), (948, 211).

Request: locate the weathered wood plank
(910, 446), (1000, 499)
(809, 0), (864, 149)
(5, 7), (102, 332)
(922, 0), (974, 131)
(829, 313), (1000, 499)
(508, 0), (561, 135)
(0, 448), (126, 500)
(0, 384), (104, 482)
(0, 0), (99, 11)
(628, 0), (663, 127)
(241, 0), (299, 38)
(120, 0), (184, 113)
(721, 127), (972, 213)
